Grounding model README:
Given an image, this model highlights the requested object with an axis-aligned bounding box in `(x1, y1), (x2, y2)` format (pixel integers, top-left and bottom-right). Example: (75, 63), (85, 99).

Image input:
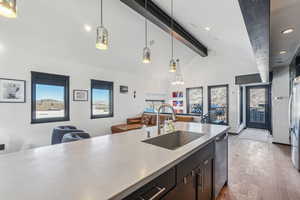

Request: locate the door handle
(197, 169), (204, 192)
(288, 92), (293, 130)
(197, 171), (202, 187)
(201, 171), (204, 193)
(183, 176), (188, 184)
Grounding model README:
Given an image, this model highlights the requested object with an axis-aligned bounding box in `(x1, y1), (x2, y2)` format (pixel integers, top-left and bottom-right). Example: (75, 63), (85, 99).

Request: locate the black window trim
(91, 79), (114, 119)
(207, 84), (229, 125)
(31, 71), (70, 124)
(240, 86), (243, 125)
(186, 86), (203, 116)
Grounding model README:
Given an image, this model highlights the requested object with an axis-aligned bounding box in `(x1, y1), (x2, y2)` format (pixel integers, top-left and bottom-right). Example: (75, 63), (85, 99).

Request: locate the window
(145, 100), (165, 113)
(91, 80), (113, 119)
(186, 87), (203, 115)
(208, 84), (229, 125)
(31, 72), (70, 124)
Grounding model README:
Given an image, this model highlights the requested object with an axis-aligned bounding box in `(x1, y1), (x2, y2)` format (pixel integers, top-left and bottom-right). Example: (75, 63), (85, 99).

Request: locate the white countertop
(0, 122), (229, 200)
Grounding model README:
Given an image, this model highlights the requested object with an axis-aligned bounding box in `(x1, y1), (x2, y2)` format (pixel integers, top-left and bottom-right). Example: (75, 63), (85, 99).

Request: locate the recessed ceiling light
(282, 28), (294, 35)
(279, 50), (287, 55)
(84, 24), (92, 32)
(204, 27), (211, 31)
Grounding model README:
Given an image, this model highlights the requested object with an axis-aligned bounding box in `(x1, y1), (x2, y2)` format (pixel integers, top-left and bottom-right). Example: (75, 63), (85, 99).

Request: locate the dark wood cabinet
(197, 158), (213, 200)
(123, 139), (224, 200)
(164, 155), (214, 200)
(162, 172), (196, 200)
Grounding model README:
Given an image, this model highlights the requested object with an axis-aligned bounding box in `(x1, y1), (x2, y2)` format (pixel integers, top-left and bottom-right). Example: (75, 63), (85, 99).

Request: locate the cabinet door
(162, 173), (196, 200)
(197, 158), (213, 200)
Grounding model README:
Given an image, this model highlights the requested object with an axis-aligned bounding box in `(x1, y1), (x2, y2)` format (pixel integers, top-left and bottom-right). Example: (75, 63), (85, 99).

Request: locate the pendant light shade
(169, 0), (177, 72)
(169, 58), (176, 72)
(142, 0), (151, 64)
(143, 46), (151, 64)
(96, 26), (109, 50)
(0, 0), (17, 18)
(172, 59), (184, 85)
(96, 0), (109, 50)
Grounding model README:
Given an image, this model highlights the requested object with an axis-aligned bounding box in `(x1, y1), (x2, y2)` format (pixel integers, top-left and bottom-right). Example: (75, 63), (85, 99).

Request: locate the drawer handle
(146, 187), (166, 200)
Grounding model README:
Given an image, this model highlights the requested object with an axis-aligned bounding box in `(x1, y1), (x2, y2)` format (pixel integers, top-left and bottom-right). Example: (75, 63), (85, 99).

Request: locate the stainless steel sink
(142, 130), (205, 150)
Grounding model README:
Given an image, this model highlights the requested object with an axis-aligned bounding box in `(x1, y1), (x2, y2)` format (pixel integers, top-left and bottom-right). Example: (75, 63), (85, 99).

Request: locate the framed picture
(0, 78), (26, 103)
(120, 85), (128, 93)
(73, 90), (88, 101)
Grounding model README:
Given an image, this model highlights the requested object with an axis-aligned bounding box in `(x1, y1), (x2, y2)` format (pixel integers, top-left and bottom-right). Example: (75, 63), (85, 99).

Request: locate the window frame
(186, 87), (203, 116)
(240, 86), (243, 125)
(91, 79), (114, 119)
(208, 84), (229, 125)
(31, 71), (70, 124)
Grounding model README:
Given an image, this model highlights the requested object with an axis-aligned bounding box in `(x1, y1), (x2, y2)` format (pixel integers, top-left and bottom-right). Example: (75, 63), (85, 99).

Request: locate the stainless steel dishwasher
(214, 132), (228, 199)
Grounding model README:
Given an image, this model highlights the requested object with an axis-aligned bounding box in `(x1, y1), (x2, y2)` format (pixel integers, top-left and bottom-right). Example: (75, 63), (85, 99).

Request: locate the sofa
(111, 113), (194, 134)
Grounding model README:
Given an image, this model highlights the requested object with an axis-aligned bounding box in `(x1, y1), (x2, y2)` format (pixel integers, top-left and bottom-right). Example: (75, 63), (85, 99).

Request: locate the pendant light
(0, 0), (17, 18)
(172, 59), (184, 85)
(142, 0), (151, 64)
(96, 0), (109, 50)
(169, 0), (177, 72)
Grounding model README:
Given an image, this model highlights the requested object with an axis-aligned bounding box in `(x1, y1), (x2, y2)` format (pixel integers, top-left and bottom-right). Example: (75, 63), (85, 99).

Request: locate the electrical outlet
(0, 144), (5, 151)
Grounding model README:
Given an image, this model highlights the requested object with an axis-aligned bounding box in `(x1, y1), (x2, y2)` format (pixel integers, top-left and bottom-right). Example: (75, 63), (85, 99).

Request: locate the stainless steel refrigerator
(290, 77), (300, 171)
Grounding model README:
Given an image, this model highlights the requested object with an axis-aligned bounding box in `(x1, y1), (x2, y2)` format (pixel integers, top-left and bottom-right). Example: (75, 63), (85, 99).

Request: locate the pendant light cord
(171, 0), (174, 59)
(101, 0), (103, 26)
(145, 0), (148, 48)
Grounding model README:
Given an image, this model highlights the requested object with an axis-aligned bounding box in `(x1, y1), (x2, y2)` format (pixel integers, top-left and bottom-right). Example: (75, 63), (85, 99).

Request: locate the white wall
(167, 53), (259, 133)
(0, 0), (260, 153)
(0, 53), (168, 153)
(272, 65), (290, 144)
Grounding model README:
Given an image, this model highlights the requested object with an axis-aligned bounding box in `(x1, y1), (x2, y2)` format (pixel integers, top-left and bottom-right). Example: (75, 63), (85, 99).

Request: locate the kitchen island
(0, 122), (229, 200)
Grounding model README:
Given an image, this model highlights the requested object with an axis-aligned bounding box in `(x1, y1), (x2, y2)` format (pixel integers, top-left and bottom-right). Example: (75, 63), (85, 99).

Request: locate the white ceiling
(0, 0), (256, 78)
(271, 0), (300, 68)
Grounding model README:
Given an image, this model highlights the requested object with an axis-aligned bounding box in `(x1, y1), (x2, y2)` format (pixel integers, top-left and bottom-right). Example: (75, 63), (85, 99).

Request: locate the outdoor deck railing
(249, 107), (265, 123)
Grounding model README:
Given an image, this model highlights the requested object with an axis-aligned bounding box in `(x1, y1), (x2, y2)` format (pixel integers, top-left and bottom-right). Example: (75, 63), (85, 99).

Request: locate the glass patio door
(246, 85), (270, 129)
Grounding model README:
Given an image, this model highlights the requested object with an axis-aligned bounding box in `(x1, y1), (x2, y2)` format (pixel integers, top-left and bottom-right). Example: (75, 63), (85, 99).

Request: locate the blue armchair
(51, 126), (84, 145)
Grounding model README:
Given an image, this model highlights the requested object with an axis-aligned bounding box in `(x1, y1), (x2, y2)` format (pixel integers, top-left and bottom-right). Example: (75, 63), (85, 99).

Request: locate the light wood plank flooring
(217, 133), (300, 200)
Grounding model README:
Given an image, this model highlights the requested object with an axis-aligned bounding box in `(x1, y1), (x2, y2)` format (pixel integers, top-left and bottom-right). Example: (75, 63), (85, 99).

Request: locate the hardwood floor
(217, 134), (300, 200)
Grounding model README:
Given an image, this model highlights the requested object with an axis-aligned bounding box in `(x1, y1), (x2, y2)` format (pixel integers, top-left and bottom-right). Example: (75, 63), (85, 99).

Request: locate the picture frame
(0, 78), (26, 103)
(120, 85), (129, 93)
(73, 90), (88, 101)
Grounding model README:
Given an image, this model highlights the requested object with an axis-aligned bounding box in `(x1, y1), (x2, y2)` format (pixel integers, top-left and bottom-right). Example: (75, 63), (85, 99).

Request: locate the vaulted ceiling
(0, 0), (257, 79)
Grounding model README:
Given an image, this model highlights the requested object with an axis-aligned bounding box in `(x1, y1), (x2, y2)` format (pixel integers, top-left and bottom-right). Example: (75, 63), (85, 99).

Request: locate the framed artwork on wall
(73, 90), (88, 101)
(120, 85), (128, 93)
(0, 78), (26, 103)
